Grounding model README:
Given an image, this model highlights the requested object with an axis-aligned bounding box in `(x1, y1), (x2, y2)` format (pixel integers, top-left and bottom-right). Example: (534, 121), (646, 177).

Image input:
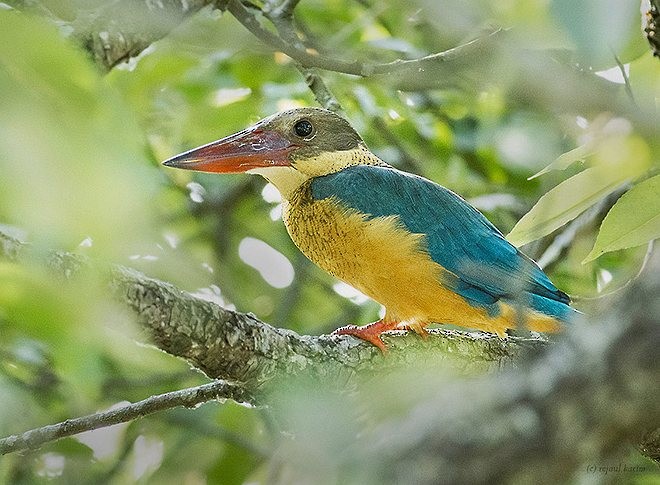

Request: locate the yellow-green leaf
(583, 174), (660, 262)
(528, 117), (633, 180)
(507, 136), (650, 247)
(528, 143), (592, 180)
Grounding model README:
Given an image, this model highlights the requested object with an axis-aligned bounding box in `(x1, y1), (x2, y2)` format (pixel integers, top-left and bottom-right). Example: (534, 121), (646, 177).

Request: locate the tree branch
(110, 264), (529, 387)
(17, 0), (643, 127)
(227, 0), (500, 80)
(261, 0), (343, 112)
(0, 231), (537, 391)
(0, 380), (249, 455)
(68, 0), (224, 71)
(225, 1), (648, 129)
(0, 230), (540, 455)
(226, 0), (366, 76)
(20, 0), (495, 79)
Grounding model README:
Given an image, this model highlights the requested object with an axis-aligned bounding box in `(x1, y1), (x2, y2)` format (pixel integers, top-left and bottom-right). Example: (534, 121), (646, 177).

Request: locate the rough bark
(68, 0), (223, 71)
(113, 265), (536, 387)
(643, 0), (660, 58)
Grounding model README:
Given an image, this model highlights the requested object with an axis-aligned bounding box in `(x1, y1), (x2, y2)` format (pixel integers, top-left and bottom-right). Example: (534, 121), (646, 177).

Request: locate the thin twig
(613, 52), (637, 108)
(227, 0), (500, 78)
(227, 0), (364, 75)
(265, 0), (301, 19)
(298, 67), (344, 112)
(369, 29), (504, 75)
(0, 380), (252, 455)
(250, 0), (344, 112)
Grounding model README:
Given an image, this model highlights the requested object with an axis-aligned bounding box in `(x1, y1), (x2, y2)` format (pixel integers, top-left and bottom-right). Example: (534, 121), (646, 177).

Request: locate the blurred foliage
(0, 0), (658, 483)
(585, 173), (660, 262)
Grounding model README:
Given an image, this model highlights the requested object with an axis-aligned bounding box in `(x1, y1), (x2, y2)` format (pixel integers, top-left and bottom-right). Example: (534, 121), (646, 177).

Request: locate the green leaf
(507, 136), (651, 246)
(583, 174), (660, 262)
(529, 116), (634, 180)
(528, 143), (591, 180)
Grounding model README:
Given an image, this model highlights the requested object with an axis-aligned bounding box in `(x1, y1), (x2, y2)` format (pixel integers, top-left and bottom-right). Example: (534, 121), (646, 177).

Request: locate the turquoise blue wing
(311, 165), (573, 321)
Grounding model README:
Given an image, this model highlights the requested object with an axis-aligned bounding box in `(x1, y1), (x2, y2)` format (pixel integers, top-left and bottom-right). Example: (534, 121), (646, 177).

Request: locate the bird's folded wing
(311, 165), (572, 319)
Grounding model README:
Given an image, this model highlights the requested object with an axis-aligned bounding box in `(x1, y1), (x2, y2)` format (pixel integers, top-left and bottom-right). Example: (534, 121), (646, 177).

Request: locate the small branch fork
(260, 0), (343, 112)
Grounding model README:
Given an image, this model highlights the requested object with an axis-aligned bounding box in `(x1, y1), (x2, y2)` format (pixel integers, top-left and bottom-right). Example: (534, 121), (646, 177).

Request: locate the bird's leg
(332, 319), (399, 352)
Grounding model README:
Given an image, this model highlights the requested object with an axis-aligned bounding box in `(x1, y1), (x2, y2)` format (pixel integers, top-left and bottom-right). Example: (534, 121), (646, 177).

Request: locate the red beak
(162, 126), (297, 173)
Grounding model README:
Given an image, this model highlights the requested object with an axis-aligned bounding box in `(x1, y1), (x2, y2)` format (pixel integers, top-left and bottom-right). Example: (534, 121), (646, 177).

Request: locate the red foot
(332, 319), (398, 353)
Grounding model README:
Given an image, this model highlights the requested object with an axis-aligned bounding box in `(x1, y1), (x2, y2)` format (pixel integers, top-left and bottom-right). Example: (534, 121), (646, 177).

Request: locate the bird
(163, 107), (577, 351)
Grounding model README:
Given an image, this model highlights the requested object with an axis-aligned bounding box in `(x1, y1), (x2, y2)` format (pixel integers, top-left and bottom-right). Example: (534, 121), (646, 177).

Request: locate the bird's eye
(293, 119), (314, 138)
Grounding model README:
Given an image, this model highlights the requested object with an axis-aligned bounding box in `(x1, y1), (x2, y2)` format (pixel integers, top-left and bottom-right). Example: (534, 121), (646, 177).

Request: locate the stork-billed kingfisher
(163, 107), (576, 351)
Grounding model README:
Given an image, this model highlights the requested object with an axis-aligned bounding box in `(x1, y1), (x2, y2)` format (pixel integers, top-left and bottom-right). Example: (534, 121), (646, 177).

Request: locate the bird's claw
(332, 321), (393, 353)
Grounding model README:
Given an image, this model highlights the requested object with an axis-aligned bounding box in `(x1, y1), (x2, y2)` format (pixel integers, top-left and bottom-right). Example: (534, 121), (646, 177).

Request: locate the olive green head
(258, 107), (363, 160)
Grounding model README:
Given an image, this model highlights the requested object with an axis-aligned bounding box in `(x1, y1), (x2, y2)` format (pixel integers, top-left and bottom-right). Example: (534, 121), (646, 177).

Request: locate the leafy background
(0, 0), (658, 483)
